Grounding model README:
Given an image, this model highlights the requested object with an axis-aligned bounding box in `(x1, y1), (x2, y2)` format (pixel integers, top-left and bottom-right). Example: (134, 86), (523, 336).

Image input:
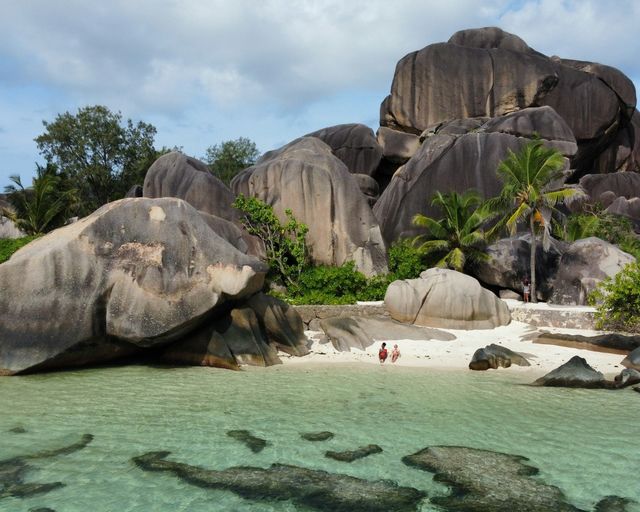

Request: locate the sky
(1, 0), (639, 188)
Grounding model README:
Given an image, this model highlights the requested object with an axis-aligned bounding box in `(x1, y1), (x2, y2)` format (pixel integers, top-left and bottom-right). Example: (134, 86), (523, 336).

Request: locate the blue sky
(1, 0), (639, 189)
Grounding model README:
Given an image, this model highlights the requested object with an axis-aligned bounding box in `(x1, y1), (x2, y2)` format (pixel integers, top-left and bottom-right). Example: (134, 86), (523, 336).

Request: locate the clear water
(1, 363), (638, 511)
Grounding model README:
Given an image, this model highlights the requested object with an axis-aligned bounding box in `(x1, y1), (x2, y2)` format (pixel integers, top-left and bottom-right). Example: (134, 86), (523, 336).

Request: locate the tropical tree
(204, 137), (260, 185)
(3, 164), (79, 235)
(412, 189), (495, 273)
(491, 140), (583, 302)
(35, 105), (157, 214)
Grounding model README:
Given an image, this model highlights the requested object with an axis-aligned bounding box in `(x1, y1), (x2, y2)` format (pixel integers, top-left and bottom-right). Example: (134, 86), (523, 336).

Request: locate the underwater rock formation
(226, 430), (269, 453)
(133, 451), (426, 512)
(300, 431), (334, 442)
(325, 444), (383, 463)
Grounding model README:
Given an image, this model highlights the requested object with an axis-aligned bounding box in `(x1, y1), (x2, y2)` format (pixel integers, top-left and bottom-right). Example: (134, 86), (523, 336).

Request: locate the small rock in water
(132, 451), (425, 512)
(300, 431), (334, 442)
(325, 444), (382, 462)
(595, 495), (637, 512)
(29, 508), (57, 512)
(8, 426), (27, 434)
(534, 356), (605, 388)
(227, 430), (268, 453)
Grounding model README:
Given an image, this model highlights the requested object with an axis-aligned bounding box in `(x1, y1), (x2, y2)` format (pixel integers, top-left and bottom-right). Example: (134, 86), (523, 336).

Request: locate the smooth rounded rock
(534, 356), (605, 388)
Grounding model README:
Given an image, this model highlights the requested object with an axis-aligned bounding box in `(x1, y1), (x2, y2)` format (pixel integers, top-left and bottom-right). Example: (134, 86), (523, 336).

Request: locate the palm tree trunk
(529, 214), (538, 303)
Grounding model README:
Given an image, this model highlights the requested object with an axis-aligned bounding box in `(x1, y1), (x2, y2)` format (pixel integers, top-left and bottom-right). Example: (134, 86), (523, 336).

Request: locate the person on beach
(378, 342), (388, 363)
(523, 278), (530, 303)
(391, 344), (401, 363)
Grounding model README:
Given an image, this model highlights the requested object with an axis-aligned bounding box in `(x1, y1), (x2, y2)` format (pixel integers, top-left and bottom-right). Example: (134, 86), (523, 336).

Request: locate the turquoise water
(1, 363), (638, 511)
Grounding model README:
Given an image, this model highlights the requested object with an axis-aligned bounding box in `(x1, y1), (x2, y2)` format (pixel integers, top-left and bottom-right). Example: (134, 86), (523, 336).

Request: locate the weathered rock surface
(469, 343), (530, 370)
(0, 216), (25, 239)
(133, 451), (426, 512)
(377, 126), (420, 163)
(534, 356), (605, 388)
(549, 237), (635, 305)
(305, 123), (383, 176)
(0, 434), (92, 501)
(622, 346), (640, 370)
(143, 152), (239, 222)
(473, 235), (566, 301)
(232, 137), (388, 276)
(580, 172), (640, 202)
(385, 268), (510, 330)
(352, 173), (380, 207)
(0, 198), (266, 375)
(227, 430), (269, 453)
(199, 211), (263, 256)
(402, 445), (581, 512)
(449, 26), (537, 53)
(613, 368), (640, 389)
(125, 184), (143, 198)
(319, 315), (455, 351)
(325, 444), (383, 463)
(535, 332), (640, 354)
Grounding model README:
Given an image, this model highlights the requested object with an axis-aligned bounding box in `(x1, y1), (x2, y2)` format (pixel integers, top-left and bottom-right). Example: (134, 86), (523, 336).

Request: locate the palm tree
(3, 164), (79, 235)
(491, 140), (583, 303)
(412, 189), (495, 272)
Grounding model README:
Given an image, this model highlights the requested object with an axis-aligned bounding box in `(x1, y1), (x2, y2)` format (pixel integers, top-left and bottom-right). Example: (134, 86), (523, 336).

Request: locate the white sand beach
(280, 302), (628, 378)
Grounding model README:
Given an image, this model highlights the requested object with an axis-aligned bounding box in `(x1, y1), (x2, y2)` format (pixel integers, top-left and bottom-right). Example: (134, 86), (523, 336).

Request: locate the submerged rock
(595, 496), (637, 512)
(402, 445), (581, 512)
(534, 356), (605, 388)
(325, 444), (383, 463)
(0, 434), (92, 501)
(469, 344), (531, 370)
(133, 451), (426, 512)
(8, 426), (26, 434)
(300, 431), (334, 442)
(227, 430), (269, 453)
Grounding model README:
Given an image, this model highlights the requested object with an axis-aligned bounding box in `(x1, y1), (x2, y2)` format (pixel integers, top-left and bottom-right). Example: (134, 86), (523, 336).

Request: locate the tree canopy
(204, 137), (260, 185)
(34, 105), (158, 214)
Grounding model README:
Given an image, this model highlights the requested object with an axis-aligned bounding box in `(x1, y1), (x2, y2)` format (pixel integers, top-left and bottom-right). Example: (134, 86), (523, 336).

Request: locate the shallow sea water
(1, 363), (638, 511)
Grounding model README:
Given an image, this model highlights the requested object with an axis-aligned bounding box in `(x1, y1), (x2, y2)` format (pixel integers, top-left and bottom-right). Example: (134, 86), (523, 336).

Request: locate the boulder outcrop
(622, 346), (640, 370)
(385, 268), (510, 330)
(143, 152), (239, 222)
(468, 344), (530, 370)
(232, 137), (388, 276)
(534, 356), (605, 388)
(0, 198), (267, 375)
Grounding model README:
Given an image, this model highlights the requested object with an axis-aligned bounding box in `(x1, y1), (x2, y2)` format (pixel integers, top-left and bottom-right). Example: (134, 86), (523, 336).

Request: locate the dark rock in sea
(227, 430), (269, 453)
(319, 315), (454, 352)
(0, 434), (92, 501)
(325, 444), (383, 463)
(633, 386), (640, 394)
(8, 426), (26, 434)
(622, 346), (640, 371)
(613, 368), (640, 389)
(133, 451), (426, 512)
(469, 344), (531, 370)
(300, 431), (334, 442)
(0, 198), (266, 375)
(595, 495), (637, 512)
(534, 356), (605, 388)
(29, 508), (57, 512)
(536, 332), (640, 354)
(402, 445), (581, 511)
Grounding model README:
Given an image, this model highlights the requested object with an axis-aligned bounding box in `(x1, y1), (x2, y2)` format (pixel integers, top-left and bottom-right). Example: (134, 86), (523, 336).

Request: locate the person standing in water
(378, 342), (388, 363)
(391, 344), (401, 363)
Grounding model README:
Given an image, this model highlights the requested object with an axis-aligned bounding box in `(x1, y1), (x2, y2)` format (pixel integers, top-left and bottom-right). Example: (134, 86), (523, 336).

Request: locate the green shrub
(0, 236), (40, 264)
(388, 238), (426, 280)
(589, 262), (640, 333)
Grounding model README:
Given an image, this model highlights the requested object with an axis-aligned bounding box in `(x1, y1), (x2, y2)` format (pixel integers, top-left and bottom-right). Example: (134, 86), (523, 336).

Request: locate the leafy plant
(412, 189), (495, 273)
(490, 140), (583, 302)
(0, 236), (40, 264)
(204, 137), (260, 185)
(233, 194), (308, 287)
(589, 262), (640, 332)
(387, 238), (426, 280)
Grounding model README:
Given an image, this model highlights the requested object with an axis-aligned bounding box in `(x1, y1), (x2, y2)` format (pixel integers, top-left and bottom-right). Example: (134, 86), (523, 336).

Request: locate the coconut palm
(412, 189), (495, 273)
(491, 140), (583, 303)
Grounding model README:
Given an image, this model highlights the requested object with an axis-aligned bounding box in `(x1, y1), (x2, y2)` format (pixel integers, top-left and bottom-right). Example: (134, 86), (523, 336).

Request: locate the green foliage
(3, 164), (79, 235)
(491, 140), (582, 302)
(0, 235), (40, 264)
(412, 189), (495, 273)
(204, 137), (259, 185)
(35, 105), (158, 214)
(388, 238), (426, 280)
(233, 194), (308, 287)
(589, 262), (640, 332)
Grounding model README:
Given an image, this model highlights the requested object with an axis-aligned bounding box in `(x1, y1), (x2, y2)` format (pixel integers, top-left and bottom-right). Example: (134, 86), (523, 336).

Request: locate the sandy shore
(279, 305), (627, 378)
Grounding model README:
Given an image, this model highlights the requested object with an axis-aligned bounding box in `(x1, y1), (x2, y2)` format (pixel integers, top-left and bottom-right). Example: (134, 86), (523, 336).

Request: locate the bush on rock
(590, 262), (640, 333)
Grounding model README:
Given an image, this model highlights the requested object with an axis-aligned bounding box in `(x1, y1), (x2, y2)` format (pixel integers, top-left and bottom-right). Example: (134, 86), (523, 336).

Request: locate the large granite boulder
(534, 356), (605, 388)
(614, 368), (640, 389)
(473, 235), (567, 301)
(580, 172), (640, 202)
(143, 151), (239, 222)
(622, 346), (640, 371)
(469, 344), (530, 370)
(448, 26), (537, 54)
(0, 198), (267, 375)
(385, 268), (511, 330)
(548, 237), (635, 305)
(305, 123), (383, 176)
(232, 137), (388, 276)
(376, 126), (421, 164)
(0, 216), (25, 239)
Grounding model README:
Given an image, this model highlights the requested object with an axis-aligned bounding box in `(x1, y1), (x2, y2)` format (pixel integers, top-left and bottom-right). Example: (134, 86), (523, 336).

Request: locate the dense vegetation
(589, 262), (640, 333)
(204, 137), (260, 185)
(0, 236), (40, 264)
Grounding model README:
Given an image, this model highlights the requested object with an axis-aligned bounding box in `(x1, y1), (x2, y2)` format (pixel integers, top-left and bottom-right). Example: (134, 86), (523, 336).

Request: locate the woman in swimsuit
(378, 342), (388, 363)
(391, 344), (400, 363)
